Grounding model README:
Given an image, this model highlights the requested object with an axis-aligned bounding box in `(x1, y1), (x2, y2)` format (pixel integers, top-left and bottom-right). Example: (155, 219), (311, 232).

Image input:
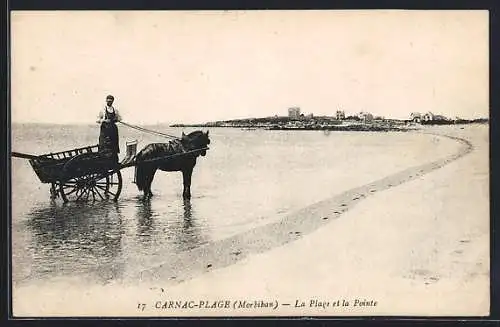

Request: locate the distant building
(358, 112), (374, 122)
(336, 110), (345, 120)
(422, 112), (448, 122)
(288, 107), (301, 119)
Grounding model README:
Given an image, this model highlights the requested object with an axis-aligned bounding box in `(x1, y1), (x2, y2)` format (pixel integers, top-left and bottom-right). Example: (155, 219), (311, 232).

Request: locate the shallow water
(11, 124), (462, 287)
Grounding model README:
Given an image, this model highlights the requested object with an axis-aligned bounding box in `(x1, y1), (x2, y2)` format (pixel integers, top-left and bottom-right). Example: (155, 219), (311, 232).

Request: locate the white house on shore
(410, 112), (449, 123)
(422, 112), (435, 122)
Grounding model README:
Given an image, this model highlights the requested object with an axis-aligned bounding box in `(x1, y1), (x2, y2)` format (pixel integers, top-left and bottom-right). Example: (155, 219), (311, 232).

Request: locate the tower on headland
(336, 110), (345, 120)
(288, 107), (301, 119)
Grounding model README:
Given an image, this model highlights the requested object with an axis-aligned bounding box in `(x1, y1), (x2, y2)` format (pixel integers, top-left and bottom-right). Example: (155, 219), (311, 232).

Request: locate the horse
(134, 130), (210, 200)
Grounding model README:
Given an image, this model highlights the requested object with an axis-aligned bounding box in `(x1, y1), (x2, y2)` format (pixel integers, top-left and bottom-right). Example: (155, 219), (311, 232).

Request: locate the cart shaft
(11, 152), (46, 160)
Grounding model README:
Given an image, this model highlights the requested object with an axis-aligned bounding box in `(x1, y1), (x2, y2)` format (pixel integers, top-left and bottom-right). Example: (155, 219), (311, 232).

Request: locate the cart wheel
(59, 170), (122, 203)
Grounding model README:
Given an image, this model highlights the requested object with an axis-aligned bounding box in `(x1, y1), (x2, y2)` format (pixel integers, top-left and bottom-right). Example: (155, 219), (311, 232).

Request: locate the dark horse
(134, 130), (210, 200)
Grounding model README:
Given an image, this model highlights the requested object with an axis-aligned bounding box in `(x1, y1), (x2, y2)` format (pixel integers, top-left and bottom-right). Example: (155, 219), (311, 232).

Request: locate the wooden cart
(12, 141), (208, 203)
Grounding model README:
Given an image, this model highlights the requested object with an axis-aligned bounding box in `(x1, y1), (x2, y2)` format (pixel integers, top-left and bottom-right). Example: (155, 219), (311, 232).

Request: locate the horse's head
(181, 130), (211, 156)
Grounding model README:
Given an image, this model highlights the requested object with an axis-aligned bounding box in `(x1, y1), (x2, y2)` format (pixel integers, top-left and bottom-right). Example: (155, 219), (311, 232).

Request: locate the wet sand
(12, 124), (489, 317)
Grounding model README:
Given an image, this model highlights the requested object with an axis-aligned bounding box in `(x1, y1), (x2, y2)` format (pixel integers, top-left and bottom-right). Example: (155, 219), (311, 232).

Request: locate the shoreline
(170, 121), (488, 133)
(134, 130), (474, 285)
(12, 124), (489, 317)
(139, 124), (487, 317)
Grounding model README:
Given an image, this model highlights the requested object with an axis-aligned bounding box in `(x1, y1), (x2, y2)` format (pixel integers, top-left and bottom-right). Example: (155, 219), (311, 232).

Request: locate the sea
(11, 123), (462, 288)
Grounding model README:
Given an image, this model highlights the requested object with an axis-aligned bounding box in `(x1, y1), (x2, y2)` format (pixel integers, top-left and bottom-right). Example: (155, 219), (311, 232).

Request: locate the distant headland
(171, 109), (488, 132)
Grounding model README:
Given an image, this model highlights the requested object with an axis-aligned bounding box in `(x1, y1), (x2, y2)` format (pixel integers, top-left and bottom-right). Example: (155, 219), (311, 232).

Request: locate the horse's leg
(145, 167), (157, 199)
(142, 176), (150, 200)
(140, 166), (151, 200)
(144, 178), (151, 200)
(182, 167), (193, 199)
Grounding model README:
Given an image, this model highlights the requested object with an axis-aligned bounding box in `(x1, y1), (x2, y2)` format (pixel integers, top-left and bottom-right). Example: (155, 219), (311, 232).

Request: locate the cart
(12, 140), (208, 203)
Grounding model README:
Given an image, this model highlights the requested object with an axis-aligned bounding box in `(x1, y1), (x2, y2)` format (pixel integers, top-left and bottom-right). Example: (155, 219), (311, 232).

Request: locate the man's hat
(106, 95), (114, 100)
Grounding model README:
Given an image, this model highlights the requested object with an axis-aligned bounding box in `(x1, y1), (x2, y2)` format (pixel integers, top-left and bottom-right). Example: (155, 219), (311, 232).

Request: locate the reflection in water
(20, 201), (125, 285)
(183, 199), (193, 228)
(134, 198), (207, 256)
(175, 198), (206, 251)
(16, 197), (210, 287)
(136, 199), (154, 242)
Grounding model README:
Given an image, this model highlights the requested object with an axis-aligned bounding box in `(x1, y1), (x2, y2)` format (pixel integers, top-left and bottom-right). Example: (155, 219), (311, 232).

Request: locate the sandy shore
(13, 124), (489, 317)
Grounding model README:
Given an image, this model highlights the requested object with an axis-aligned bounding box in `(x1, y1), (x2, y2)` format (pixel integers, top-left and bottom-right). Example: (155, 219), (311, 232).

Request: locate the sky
(11, 10), (489, 125)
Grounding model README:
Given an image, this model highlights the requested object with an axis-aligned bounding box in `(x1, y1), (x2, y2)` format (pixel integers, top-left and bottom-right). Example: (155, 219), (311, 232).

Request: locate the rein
(118, 121), (181, 140)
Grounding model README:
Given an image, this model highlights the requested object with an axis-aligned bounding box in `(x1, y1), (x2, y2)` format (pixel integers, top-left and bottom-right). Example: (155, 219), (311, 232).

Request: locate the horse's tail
(135, 163), (148, 191)
(134, 148), (151, 191)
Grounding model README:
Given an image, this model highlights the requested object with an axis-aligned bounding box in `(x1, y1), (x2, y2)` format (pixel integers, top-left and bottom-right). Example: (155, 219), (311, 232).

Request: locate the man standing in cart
(97, 94), (122, 164)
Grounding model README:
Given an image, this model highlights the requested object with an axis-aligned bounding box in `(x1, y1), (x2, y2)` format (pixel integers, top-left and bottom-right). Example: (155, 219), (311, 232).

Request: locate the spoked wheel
(59, 170), (122, 203)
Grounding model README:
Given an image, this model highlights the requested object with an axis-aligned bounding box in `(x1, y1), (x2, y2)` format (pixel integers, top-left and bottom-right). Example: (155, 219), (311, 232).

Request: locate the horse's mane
(136, 130), (208, 161)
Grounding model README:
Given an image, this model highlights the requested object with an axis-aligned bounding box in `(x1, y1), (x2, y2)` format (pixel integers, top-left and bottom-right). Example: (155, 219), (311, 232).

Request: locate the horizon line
(11, 114), (490, 126)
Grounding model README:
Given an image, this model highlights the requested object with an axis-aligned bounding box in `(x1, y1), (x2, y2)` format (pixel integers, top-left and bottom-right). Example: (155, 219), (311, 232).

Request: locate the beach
(12, 124), (489, 317)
